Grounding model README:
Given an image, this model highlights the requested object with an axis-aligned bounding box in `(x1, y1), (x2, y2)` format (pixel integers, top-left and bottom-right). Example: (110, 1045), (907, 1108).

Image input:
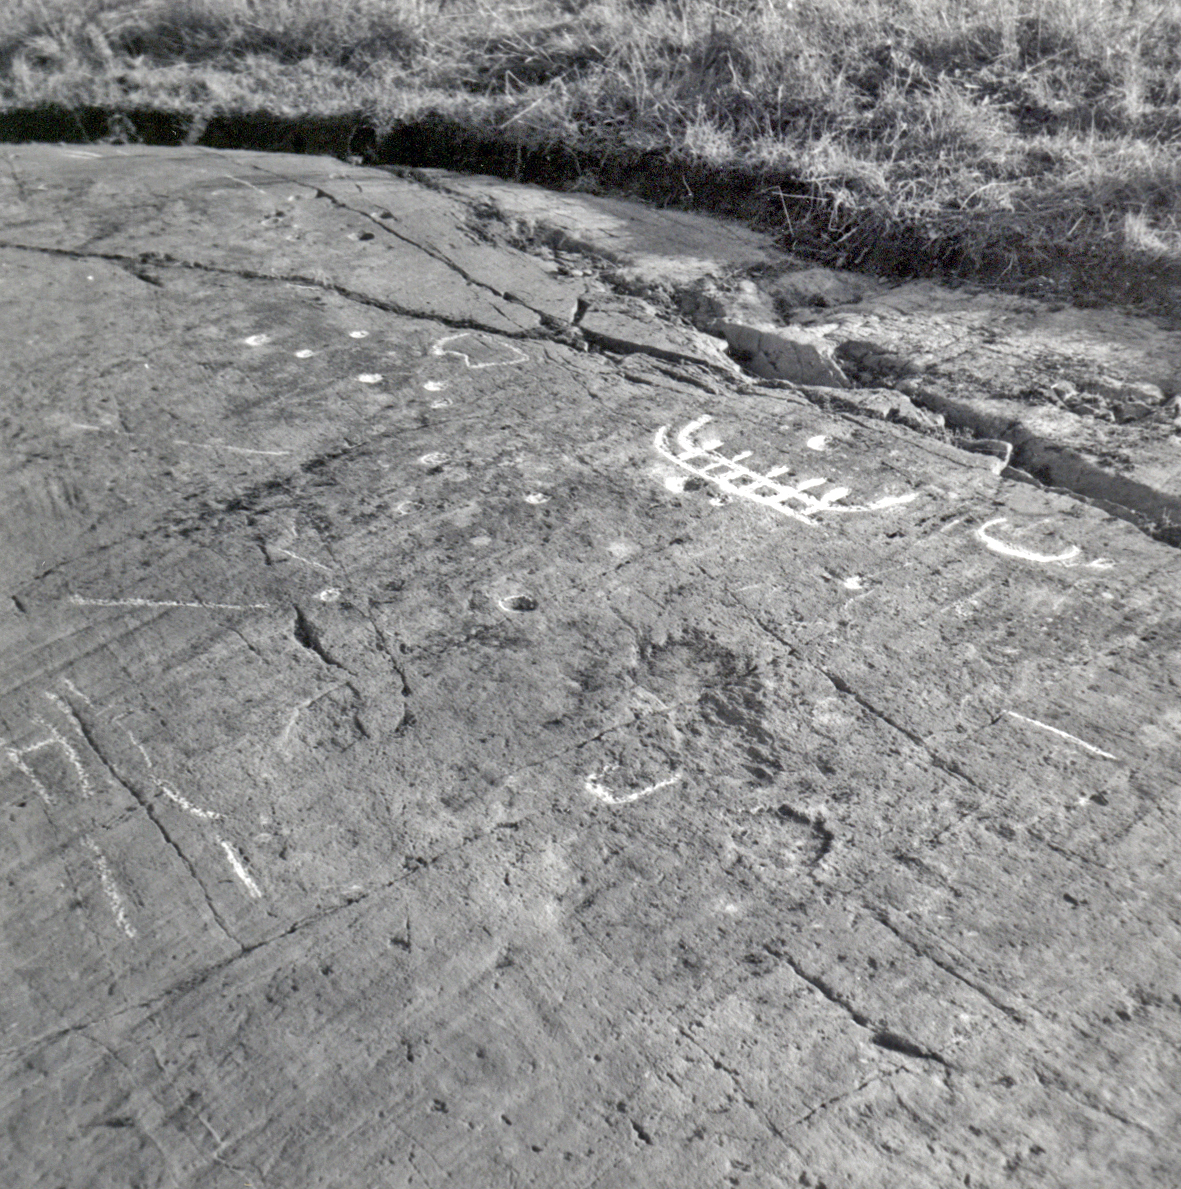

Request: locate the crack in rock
(58, 698), (244, 949)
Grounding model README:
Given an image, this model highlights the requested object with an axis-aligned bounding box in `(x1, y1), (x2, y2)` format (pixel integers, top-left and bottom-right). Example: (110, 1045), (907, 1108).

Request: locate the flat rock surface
(2, 144), (1181, 1189)
(786, 280), (1181, 512)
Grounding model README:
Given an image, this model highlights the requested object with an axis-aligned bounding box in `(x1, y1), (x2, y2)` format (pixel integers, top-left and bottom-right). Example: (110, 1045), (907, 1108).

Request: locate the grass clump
(3, 0), (1181, 302)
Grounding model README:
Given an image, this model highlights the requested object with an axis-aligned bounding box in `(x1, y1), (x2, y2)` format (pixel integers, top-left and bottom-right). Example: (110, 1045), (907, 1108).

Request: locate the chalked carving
(655, 415), (917, 524)
(2, 686), (267, 937)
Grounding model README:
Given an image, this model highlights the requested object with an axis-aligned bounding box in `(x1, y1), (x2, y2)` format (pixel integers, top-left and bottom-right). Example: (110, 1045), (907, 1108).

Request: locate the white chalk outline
(34, 706), (95, 797)
(976, 518), (1080, 565)
(157, 782), (223, 822)
(1005, 711), (1119, 761)
(975, 518), (1115, 569)
(102, 713), (259, 894)
(272, 546), (334, 574)
(585, 765), (682, 806)
(61, 679), (93, 706)
(277, 683), (349, 749)
(217, 837), (262, 898)
(173, 440), (290, 457)
(655, 416), (918, 524)
(83, 836), (137, 939)
(3, 685), (268, 938)
(3, 744), (53, 805)
(222, 174), (267, 194)
(69, 595), (270, 611)
(430, 333), (529, 369)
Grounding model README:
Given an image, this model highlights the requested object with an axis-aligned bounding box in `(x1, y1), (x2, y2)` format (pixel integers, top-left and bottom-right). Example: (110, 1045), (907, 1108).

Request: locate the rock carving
(655, 415), (918, 523)
(1004, 711), (1119, 761)
(3, 685), (266, 936)
(430, 332), (528, 369)
(976, 518), (1114, 568)
(69, 594), (271, 610)
(585, 765), (682, 805)
(272, 546), (334, 574)
(82, 835), (137, 939)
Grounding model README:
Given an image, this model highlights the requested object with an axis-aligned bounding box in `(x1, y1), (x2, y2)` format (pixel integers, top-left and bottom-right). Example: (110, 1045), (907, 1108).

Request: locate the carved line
(83, 836), (137, 939)
(70, 595), (271, 611)
(1005, 711), (1118, 761)
(3, 745), (53, 805)
(173, 440), (290, 457)
(976, 518), (1080, 565)
(3, 685), (267, 938)
(585, 766), (682, 806)
(32, 713), (94, 797)
(217, 837), (263, 898)
(272, 546), (334, 574)
(430, 333), (528, 369)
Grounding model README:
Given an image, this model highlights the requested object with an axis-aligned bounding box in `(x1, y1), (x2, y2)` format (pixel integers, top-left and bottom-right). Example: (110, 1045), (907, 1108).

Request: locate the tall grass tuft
(4, 0), (1180, 291)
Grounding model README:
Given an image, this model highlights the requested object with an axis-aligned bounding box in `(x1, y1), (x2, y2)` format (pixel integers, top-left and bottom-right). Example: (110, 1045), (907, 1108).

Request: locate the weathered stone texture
(1, 145), (1180, 1189)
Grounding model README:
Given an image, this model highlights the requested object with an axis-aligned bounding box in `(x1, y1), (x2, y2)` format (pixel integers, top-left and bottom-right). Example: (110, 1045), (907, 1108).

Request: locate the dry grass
(4, 0), (1181, 294)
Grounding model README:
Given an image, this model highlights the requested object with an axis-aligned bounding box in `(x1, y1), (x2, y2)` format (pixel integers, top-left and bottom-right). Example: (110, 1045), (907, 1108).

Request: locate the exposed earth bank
(2, 144), (1180, 1189)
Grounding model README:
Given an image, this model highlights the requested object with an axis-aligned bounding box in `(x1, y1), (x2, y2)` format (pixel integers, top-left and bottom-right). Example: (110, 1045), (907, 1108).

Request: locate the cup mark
(499, 594), (538, 613)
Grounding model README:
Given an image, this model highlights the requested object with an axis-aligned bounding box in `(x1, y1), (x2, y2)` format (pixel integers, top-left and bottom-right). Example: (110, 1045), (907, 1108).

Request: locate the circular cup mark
(318, 587), (342, 602)
(395, 500), (423, 516)
(357, 374), (383, 384)
(499, 594), (538, 613)
(244, 334), (271, 347)
(430, 399), (453, 410)
(294, 348), (316, 359)
(524, 493), (550, 504)
(418, 452), (449, 467)
(349, 330), (369, 339)
(423, 381), (447, 392)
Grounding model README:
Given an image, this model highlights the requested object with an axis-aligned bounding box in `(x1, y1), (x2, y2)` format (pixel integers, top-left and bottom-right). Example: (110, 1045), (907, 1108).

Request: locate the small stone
(768, 266), (870, 310)
(1088, 377), (1165, 404)
(1113, 401), (1156, 423)
(719, 322), (849, 387)
(835, 339), (916, 379)
(678, 278), (777, 332)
